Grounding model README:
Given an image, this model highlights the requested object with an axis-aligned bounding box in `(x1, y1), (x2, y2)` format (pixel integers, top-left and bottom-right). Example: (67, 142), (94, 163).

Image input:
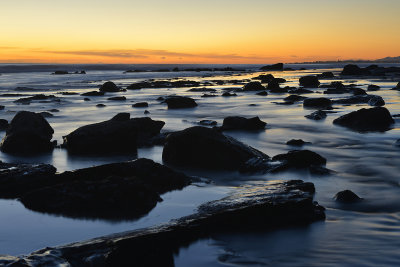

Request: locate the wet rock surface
(99, 81), (120, 92)
(333, 107), (394, 132)
(299, 76), (320, 87)
(242, 81), (265, 91)
(305, 110), (327, 120)
(303, 98), (332, 109)
(63, 113), (165, 154)
(0, 180), (324, 267)
(219, 116), (266, 131)
(286, 139), (310, 146)
(260, 63), (284, 71)
(162, 126), (268, 170)
(334, 190), (362, 203)
(20, 159), (191, 220)
(0, 111), (54, 153)
(164, 96), (197, 109)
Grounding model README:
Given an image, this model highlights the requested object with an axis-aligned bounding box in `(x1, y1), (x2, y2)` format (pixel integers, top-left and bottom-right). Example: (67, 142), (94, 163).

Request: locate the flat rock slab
(0, 180), (325, 267)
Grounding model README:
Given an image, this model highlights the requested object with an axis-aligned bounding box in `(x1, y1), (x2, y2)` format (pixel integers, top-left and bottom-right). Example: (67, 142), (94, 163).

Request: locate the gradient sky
(1, 0), (399, 63)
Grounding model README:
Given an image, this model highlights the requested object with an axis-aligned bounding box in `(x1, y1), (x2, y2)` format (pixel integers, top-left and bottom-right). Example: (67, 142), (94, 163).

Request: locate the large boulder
(242, 81), (265, 91)
(341, 64), (370, 75)
(260, 63), (284, 71)
(162, 126), (268, 170)
(220, 116), (266, 131)
(164, 96), (197, 109)
(333, 107), (394, 132)
(303, 98), (332, 109)
(63, 113), (165, 154)
(99, 81), (120, 92)
(299, 76), (320, 87)
(20, 159), (191, 220)
(0, 111), (54, 153)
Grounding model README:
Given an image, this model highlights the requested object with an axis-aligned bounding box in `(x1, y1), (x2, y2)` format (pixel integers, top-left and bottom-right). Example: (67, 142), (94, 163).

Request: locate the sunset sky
(1, 0), (399, 64)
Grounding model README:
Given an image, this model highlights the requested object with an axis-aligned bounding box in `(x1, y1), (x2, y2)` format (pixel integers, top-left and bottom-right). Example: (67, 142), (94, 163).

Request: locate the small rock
(303, 98), (332, 109)
(133, 102), (149, 108)
(305, 110), (327, 120)
(96, 104), (106, 108)
(222, 92), (237, 97)
(220, 116), (266, 131)
(256, 91), (268, 96)
(242, 81), (265, 91)
(299, 76), (320, 87)
(107, 96), (126, 101)
(260, 63), (284, 71)
(367, 84), (380, 91)
(317, 72), (334, 78)
(334, 190), (362, 203)
(81, 91), (105, 96)
(144, 110), (150, 114)
(199, 120), (217, 126)
(100, 81), (120, 92)
(286, 139), (310, 146)
(164, 96), (197, 109)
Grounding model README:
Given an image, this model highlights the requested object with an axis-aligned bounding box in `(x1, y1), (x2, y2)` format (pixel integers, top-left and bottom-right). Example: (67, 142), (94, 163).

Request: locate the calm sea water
(0, 63), (399, 266)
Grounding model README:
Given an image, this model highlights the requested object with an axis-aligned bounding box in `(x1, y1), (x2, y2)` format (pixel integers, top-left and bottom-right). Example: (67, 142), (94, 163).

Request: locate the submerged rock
(0, 180), (324, 266)
(20, 159), (191, 220)
(284, 94), (307, 102)
(132, 102), (149, 108)
(256, 90), (269, 96)
(162, 126), (268, 170)
(107, 96), (126, 101)
(199, 120), (217, 126)
(242, 81), (265, 91)
(334, 190), (362, 203)
(164, 96), (197, 109)
(272, 150), (326, 169)
(260, 63), (284, 71)
(81, 91), (105, 96)
(0, 111), (54, 153)
(333, 95), (385, 106)
(63, 113), (165, 154)
(299, 76), (320, 87)
(219, 116), (266, 131)
(0, 161), (57, 198)
(99, 81), (120, 92)
(305, 110), (327, 120)
(367, 84), (380, 91)
(303, 98), (332, 109)
(14, 94), (58, 104)
(221, 92), (237, 97)
(286, 139), (310, 146)
(333, 107), (394, 132)
(317, 72), (334, 78)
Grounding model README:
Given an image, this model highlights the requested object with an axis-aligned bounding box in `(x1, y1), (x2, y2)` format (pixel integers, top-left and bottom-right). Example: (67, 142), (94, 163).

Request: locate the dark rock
(303, 98), (332, 109)
(284, 95), (307, 102)
(0, 111), (54, 153)
(144, 110), (150, 114)
(0, 119), (8, 130)
(99, 81), (120, 92)
(272, 150), (326, 169)
(96, 104), (106, 108)
(333, 107), (394, 132)
(397, 82), (400, 89)
(162, 126), (268, 170)
(14, 94), (57, 103)
(107, 96), (126, 101)
(222, 92), (237, 97)
(63, 113), (165, 154)
(20, 159), (191, 220)
(305, 110), (327, 120)
(0, 105), (4, 110)
(269, 86), (288, 93)
(286, 139), (310, 146)
(53, 71), (69, 75)
(127, 80), (200, 90)
(60, 92), (79, 95)
(81, 91), (105, 96)
(164, 96), (197, 109)
(242, 81), (265, 91)
(367, 84), (380, 91)
(220, 116), (266, 131)
(334, 190), (362, 203)
(0, 162), (57, 198)
(299, 76), (320, 87)
(341, 64), (370, 75)
(352, 88), (367, 95)
(187, 87), (216, 92)
(83, 98), (90, 101)
(368, 95), (385, 107)
(256, 91), (268, 96)
(289, 88), (313, 94)
(260, 63), (284, 71)
(267, 79), (281, 90)
(252, 74), (274, 83)
(201, 93), (217, 97)
(156, 96), (165, 101)
(333, 95), (385, 106)
(199, 120), (217, 126)
(0, 180), (324, 266)
(317, 72), (334, 78)
(132, 102), (149, 108)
